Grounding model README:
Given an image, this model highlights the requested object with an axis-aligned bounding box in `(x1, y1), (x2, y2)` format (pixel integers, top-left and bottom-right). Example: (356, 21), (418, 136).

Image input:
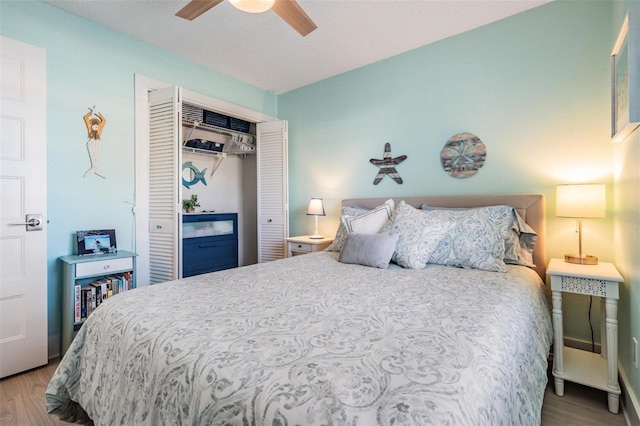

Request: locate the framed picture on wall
(611, 4), (640, 143)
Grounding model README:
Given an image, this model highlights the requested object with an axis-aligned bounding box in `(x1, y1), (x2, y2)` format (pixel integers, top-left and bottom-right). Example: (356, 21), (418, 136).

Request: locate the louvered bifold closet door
(148, 87), (181, 283)
(256, 120), (289, 263)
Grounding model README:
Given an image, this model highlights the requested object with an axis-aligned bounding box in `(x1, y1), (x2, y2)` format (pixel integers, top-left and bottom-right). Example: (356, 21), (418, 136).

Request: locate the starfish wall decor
(369, 143), (407, 185)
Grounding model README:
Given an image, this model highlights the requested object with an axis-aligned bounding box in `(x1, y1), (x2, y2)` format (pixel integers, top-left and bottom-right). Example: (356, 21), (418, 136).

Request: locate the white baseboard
(48, 334), (60, 360)
(619, 364), (640, 426)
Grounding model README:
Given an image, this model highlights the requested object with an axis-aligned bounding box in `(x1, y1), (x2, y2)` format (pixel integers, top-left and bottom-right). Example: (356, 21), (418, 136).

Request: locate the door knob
(10, 214), (44, 231)
(11, 218), (40, 226)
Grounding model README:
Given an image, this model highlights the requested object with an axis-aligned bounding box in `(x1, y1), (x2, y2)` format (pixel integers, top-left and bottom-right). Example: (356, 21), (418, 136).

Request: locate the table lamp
(307, 198), (326, 239)
(556, 184), (606, 265)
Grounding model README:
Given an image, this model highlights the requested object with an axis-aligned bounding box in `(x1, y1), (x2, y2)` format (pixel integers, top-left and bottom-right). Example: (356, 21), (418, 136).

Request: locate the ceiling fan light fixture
(229, 0), (275, 13)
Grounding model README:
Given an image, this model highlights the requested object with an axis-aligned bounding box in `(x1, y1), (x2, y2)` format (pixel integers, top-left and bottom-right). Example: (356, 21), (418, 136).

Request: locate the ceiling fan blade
(176, 0), (224, 20)
(271, 0), (317, 36)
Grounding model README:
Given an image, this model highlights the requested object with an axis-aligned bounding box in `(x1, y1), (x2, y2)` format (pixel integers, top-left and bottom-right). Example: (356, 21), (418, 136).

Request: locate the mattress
(46, 251), (552, 425)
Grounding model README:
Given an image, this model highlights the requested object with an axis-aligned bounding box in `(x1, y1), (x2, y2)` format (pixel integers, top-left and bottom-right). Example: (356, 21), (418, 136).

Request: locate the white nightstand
(285, 235), (334, 257)
(547, 258), (623, 414)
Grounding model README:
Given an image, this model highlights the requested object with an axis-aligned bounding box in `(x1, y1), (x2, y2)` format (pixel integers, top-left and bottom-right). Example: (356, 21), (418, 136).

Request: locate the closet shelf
(183, 118), (254, 142)
(182, 119), (256, 156)
(182, 147), (227, 157)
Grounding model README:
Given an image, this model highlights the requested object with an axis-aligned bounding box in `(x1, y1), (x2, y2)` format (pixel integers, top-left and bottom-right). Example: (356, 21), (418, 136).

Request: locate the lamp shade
(556, 184), (606, 218)
(307, 198), (326, 216)
(229, 0), (274, 13)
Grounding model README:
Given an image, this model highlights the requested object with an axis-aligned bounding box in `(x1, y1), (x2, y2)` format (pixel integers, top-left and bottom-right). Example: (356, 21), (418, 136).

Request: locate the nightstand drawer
(290, 242), (312, 252)
(76, 257), (133, 278)
(285, 236), (334, 257)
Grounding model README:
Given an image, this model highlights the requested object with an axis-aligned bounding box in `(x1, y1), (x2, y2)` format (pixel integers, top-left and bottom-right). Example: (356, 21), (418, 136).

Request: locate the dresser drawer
(76, 257), (133, 278)
(183, 239), (238, 277)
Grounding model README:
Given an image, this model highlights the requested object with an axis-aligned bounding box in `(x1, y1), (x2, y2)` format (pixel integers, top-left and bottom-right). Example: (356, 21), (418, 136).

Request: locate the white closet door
(148, 86), (181, 283)
(256, 120), (289, 262)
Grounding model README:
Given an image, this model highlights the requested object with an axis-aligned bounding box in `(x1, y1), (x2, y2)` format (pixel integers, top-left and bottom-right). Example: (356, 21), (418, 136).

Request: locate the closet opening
(180, 102), (259, 269)
(134, 75), (286, 287)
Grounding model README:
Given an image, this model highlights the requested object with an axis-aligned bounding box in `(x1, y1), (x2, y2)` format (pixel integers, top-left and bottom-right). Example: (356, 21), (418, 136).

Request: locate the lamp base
(564, 254), (598, 265)
(309, 233), (324, 239)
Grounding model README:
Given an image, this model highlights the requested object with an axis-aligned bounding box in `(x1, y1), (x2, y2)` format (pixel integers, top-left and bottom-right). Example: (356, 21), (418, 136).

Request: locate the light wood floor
(0, 359), (629, 426)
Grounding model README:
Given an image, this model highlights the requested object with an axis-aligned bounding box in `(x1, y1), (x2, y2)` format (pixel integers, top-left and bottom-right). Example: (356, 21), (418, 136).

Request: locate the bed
(46, 194), (553, 425)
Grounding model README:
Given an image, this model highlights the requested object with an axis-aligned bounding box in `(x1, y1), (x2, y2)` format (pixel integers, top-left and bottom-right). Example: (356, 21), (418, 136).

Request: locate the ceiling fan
(176, 0), (317, 37)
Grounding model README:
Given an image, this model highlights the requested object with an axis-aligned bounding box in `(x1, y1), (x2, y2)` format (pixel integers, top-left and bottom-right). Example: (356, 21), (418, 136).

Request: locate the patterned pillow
(422, 204), (537, 268)
(503, 213), (537, 268)
(426, 205), (514, 272)
(325, 199), (394, 252)
(380, 201), (454, 269)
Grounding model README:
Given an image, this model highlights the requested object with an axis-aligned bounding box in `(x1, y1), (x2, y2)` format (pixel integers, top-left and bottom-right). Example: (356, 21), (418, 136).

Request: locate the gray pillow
(338, 232), (399, 269)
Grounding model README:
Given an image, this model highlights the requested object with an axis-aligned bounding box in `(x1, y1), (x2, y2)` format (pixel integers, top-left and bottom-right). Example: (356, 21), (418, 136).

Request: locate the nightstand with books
(59, 250), (137, 355)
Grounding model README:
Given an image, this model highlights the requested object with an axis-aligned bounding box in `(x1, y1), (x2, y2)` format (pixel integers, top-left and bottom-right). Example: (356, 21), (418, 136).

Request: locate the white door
(148, 86), (182, 283)
(256, 120), (288, 262)
(0, 37), (48, 378)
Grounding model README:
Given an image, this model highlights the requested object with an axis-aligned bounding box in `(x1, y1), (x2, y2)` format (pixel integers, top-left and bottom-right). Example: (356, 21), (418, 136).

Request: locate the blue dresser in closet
(182, 213), (238, 277)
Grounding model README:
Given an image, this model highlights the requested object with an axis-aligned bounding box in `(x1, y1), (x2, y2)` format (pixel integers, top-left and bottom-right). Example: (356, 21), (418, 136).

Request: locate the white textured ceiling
(42, 0), (550, 94)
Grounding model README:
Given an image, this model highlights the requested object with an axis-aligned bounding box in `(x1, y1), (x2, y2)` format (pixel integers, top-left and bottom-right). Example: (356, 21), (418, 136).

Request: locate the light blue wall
(612, 0), (640, 415)
(280, 1), (614, 256)
(1, 0), (277, 353)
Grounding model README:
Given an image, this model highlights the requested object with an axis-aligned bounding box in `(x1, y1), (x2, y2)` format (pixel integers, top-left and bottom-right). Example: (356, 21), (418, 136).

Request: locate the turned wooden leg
(552, 290), (565, 396)
(605, 298), (620, 414)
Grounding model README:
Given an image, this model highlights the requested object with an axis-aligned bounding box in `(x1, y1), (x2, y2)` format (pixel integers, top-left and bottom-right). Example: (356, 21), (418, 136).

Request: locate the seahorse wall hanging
(83, 106), (106, 178)
(440, 132), (486, 178)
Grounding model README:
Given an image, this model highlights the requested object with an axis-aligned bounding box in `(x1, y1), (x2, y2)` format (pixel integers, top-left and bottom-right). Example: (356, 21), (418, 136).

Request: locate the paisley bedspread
(46, 251), (552, 425)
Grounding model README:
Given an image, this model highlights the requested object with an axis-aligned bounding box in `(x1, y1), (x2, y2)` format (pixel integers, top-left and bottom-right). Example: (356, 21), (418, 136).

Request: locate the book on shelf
(106, 275), (122, 295)
(80, 286), (96, 319)
(74, 284), (81, 323)
(90, 280), (108, 306)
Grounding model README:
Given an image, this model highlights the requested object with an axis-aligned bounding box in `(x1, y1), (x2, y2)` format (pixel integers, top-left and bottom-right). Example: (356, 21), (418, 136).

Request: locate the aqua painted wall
(280, 1), (615, 253)
(0, 1), (277, 355)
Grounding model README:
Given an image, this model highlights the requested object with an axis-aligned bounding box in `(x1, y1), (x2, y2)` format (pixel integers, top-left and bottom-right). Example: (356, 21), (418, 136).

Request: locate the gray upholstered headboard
(342, 194), (547, 280)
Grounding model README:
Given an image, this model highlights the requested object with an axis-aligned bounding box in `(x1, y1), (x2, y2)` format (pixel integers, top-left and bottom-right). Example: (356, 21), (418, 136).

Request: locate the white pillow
(324, 205), (370, 252)
(341, 200), (394, 234)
